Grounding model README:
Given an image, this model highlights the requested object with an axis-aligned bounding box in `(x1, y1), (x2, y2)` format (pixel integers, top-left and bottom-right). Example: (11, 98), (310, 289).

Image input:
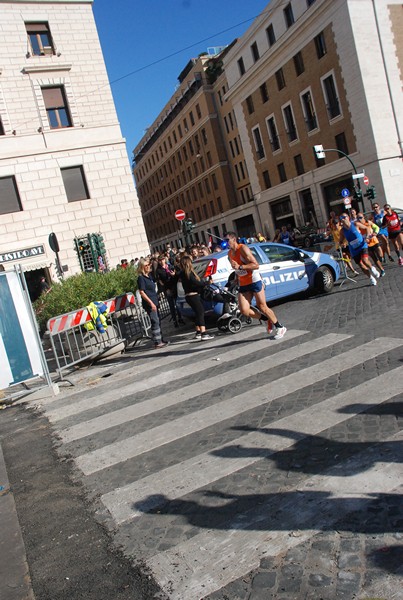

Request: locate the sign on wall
(0, 245), (45, 264)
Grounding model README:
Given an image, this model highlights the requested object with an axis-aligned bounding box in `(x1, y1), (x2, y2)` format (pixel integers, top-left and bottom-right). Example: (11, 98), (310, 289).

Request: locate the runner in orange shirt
(225, 232), (286, 340)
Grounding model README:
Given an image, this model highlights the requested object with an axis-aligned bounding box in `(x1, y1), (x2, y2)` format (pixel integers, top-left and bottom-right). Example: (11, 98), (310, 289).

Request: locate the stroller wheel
(228, 317), (242, 333)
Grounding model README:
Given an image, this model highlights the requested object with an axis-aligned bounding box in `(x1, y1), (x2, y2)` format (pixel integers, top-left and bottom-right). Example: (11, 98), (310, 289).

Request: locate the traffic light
(183, 219), (195, 234)
(353, 187), (363, 203)
(96, 234), (106, 255)
(365, 186), (376, 201)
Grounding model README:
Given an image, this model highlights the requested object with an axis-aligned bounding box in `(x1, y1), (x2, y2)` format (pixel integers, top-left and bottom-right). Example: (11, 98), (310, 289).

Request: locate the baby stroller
(206, 283), (252, 334)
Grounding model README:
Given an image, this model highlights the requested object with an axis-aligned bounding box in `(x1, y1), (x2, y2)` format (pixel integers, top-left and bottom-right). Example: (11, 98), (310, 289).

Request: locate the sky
(92, 0), (269, 159)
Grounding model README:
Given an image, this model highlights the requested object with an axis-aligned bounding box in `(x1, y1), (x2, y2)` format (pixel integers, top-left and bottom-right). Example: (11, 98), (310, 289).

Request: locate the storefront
(0, 245), (52, 301)
(270, 196), (296, 230)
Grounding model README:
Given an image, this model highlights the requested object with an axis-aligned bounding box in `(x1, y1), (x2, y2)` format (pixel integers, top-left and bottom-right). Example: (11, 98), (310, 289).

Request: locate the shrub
(34, 267), (138, 332)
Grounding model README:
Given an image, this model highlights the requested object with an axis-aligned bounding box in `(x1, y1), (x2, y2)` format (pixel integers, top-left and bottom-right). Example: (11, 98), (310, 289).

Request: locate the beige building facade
(0, 0), (148, 299)
(224, 0), (403, 235)
(134, 0), (403, 247)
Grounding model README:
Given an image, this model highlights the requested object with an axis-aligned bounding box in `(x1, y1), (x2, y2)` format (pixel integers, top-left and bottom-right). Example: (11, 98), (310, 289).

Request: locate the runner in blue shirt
(339, 213), (380, 286)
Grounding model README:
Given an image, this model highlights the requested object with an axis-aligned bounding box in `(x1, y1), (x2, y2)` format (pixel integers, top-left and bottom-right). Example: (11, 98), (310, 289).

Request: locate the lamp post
(313, 145), (365, 212)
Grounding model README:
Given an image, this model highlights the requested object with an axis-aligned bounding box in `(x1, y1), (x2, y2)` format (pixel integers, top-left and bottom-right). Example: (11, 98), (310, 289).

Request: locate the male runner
(226, 232), (286, 339)
(338, 213), (379, 285)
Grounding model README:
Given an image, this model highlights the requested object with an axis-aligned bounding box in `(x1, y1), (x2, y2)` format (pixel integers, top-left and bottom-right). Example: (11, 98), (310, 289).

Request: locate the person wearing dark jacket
(137, 258), (168, 349)
(155, 255), (184, 327)
(179, 255), (214, 340)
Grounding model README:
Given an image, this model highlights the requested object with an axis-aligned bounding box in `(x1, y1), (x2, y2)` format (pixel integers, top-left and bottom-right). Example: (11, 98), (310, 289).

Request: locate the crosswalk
(37, 326), (403, 599)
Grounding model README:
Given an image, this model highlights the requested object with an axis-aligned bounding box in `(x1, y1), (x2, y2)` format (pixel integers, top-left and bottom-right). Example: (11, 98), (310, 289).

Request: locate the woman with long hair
(179, 255), (214, 340)
(137, 257), (168, 349)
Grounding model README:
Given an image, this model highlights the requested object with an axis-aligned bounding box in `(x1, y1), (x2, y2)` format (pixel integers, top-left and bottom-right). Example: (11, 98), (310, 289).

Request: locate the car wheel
(304, 236), (312, 248)
(314, 266), (334, 293)
(228, 317), (242, 333)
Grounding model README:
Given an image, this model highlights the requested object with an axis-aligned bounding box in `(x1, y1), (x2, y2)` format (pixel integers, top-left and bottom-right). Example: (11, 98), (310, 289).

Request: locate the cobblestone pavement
(5, 263), (403, 599)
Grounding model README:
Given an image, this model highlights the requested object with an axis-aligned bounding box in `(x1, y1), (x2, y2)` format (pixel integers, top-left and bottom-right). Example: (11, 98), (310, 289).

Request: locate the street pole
(320, 147), (365, 213)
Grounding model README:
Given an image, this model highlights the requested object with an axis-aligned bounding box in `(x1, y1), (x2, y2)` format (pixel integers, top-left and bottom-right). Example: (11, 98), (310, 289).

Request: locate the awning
(22, 261), (52, 272)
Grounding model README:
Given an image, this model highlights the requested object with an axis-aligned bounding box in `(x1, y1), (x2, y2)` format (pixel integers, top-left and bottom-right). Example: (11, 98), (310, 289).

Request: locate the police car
(176, 242), (341, 318)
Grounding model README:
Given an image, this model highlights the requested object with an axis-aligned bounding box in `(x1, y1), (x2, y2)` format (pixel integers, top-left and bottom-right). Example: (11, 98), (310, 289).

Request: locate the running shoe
(201, 333), (215, 340)
(272, 326), (287, 340)
(369, 275), (377, 286)
(380, 270), (386, 277)
(399, 257), (403, 266)
(194, 332), (202, 340)
(267, 320), (273, 335)
(371, 266), (380, 278)
(389, 255), (394, 262)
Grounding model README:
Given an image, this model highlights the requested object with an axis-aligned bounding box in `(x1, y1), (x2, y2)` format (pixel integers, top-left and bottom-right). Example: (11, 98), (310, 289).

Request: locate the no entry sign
(363, 175), (369, 186)
(175, 209), (186, 221)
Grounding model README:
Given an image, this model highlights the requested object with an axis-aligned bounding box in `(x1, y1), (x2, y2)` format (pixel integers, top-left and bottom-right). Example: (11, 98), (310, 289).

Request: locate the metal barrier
(46, 292), (151, 379)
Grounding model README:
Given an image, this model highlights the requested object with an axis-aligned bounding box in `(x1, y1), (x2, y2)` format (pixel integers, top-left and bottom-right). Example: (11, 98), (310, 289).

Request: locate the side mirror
(297, 251), (305, 262)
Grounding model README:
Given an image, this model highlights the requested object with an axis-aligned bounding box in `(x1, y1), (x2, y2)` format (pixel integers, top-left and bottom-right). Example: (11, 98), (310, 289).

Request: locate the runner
(338, 213), (379, 285)
(225, 232), (286, 339)
(382, 204), (403, 266)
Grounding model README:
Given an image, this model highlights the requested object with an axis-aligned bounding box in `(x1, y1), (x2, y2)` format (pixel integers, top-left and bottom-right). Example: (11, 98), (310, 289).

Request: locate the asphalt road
(1, 264), (402, 600)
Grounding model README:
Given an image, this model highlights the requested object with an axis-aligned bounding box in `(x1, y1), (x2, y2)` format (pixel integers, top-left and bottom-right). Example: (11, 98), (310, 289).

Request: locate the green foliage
(34, 267), (138, 332)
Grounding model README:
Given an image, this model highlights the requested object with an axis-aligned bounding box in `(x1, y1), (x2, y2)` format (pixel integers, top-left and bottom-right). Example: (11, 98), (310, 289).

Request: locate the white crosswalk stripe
(74, 336), (398, 475)
(40, 330), (403, 600)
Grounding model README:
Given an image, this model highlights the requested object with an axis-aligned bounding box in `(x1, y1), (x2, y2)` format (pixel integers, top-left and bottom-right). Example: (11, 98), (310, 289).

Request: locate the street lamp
(313, 145), (365, 212)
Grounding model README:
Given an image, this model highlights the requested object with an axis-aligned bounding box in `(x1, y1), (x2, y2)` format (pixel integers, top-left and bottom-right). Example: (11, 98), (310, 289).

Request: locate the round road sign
(175, 209), (186, 221)
(341, 188), (350, 198)
(363, 175), (369, 186)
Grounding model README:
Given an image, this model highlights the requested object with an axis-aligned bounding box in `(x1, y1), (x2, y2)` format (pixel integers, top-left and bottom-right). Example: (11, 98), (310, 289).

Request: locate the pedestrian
(39, 276), (51, 295)
(179, 255), (214, 340)
(279, 225), (294, 246)
(137, 258), (168, 349)
(382, 204), (403, 265)
(225, 231), (286, 339)
(338, 213), (380, 285)
(155, 254), (184, 327)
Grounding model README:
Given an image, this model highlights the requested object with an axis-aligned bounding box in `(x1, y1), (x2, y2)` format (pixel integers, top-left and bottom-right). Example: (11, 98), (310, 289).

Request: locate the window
(178, 124), (183, 138)
(204, 178), (211, 194)
(262, 244), (298, 263)
(0, 118), (4, 135)
(229, 140), (235, 158)
(42, 86), (72, 129)
(246, 95), (254, 115)
(198, 182), (204, 198)
(262, 170), (272, 189)
(252, 126), (265, 160)
(267, 116), (280, 152)
(61, 166), (90, 202)
(196, 104), (201, 119)
(294, 154), (305, 175)
(315, 31), (327, 58)
(172, 130), (177, 144)
(237, 57), (245, 76)
(183, 146), (188, 161)
(212, 173), (218, 190)
(234, 164), (240, 182)
(293, 52), (305, 76)
(251, 42), (260, 62)
(335, 132), (349, 155)
(275, 68), (286, 91)
(277, 163), (287, 183)
(26, 22), (54, 56)
(266, 24), (276, 47)
(202, 128), (208, 145)
(283, 104), (298, 142)
(0, 176), (22, 214)
(307, 0), (316, 5)
(260, 82), (269, 103)
(301, 90), (318, 131)
(189, 111), (195, 126)
(322, 73), (341, 119)
(284, 3), (295, 28)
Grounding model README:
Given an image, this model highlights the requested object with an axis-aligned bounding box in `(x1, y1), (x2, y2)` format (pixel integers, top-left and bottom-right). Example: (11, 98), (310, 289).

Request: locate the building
(133, 45), (252, 249)
(0, 0), (148, 300)
(133, 0), (403, 247)
(221, 0), (403, 234)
